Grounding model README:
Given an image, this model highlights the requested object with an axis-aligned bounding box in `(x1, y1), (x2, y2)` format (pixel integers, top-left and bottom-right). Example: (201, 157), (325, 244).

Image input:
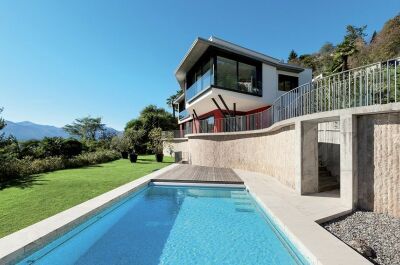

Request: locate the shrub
(40, 137), (64, 157)
(110, 135), (130, 153)
(67, 150), (120, 168)
(19, 140), (43, 158)
(0, 150), (120, 185)
(124, 128), (145, 154)
(61, 139), (83, 158)
(148, 127), (163, 154)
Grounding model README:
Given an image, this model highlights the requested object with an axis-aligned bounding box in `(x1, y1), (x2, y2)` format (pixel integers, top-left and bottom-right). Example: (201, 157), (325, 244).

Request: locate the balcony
(185, 69), (214, 102)
(178, 109), (190, 121)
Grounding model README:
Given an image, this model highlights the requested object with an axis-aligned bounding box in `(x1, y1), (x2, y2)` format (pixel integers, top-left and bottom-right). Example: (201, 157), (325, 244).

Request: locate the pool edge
(0, 163), (180, 265)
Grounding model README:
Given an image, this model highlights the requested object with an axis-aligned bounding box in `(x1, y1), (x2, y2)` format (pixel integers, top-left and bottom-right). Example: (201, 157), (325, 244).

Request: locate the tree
(319, 42), (335, 55)
(124, 128), (145, 153)
(63, 116), (105, 142)
(40, 137), (64, 157)
(125, 105), (177, 133)
(166, 90), (183, 118)
(125, 105), (178, 154)
(369, 14), (400, 61)
(147, 127), (163, 154)
(332, 25), (367, 72)
(370, 31), (377, 44)
(110, 135), (130, 153)
(0, 108), (6, 142)
(61, 139), (83, 158)
(288, 50), (298, 62)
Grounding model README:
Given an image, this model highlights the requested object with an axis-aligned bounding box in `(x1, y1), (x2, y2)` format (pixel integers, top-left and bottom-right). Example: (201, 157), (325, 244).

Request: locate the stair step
(231, 191), (247, 195)
(319, 183), (340, 192)
(235, 206), (255, 212)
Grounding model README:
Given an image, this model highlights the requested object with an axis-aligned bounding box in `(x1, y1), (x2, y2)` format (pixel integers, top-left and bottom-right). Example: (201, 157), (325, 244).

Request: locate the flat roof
(175, 36), (306, 89)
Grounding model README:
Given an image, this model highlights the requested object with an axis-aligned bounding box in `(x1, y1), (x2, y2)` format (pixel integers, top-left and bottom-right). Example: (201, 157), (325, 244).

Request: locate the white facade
(175, 36), (313, 122)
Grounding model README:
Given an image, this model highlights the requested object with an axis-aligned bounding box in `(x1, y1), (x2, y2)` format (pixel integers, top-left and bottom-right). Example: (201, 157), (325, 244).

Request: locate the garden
(0, 105), (177, 189)
(0, 105), (177, 238)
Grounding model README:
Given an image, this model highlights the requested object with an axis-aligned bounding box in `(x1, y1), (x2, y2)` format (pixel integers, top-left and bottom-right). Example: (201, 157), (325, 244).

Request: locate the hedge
(0, 150), (121, 184)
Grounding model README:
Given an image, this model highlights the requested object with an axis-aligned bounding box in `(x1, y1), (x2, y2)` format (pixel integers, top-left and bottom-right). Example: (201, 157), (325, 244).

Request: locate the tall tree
(166, 90), (183, 118)
(0, 107), (6, 142)
(332, 25), (367, 72)
(288, 50), (298, 62)
(63, 116), (105, 141)
(370, 31), (377, 44)
(125, 105), (177, 153)
(369, 14), (400, 61)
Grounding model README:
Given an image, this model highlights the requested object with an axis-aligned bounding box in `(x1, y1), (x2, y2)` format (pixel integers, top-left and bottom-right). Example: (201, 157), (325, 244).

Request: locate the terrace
(167, 57), (400, 136)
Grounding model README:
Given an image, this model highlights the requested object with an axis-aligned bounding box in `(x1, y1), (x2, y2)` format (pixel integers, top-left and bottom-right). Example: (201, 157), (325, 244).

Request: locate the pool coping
(235, 169), (372, 265)
(0, 164), (371, 265)
(150, 181), (245, 188)
(0, 163), (179, 265)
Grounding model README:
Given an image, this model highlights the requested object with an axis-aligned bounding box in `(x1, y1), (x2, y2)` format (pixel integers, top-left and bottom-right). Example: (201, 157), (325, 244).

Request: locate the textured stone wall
(188, 125), (297, 189)
(163, 139), (188, 158)
(358, 113), (400, 217)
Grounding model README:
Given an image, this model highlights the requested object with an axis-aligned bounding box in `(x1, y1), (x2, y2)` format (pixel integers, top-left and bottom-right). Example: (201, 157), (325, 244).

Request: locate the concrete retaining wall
(357, 113), (400, 217)
(163, 139), (188, 158)
(188, 125), (297, 189)
(318, 121), (340, 179)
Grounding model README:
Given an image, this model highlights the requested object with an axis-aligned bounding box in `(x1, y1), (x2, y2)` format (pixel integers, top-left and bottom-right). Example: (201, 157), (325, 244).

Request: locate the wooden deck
(152, 164), (243, 184)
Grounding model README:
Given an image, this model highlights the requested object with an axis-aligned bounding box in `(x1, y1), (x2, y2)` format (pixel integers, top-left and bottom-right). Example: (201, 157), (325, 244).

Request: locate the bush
(19, 140), (43, 158)
(0, 150), (121, 185)
(148, 127), (163, 154)
(67, 150), (120, 168)
(61, 139), (83, 158)
(40, 137), (64, 157)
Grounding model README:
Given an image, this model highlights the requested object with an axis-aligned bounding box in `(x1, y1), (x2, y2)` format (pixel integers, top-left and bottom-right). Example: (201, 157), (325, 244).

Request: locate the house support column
(340, 114), (358, 209)
(295, 120), (319, 194)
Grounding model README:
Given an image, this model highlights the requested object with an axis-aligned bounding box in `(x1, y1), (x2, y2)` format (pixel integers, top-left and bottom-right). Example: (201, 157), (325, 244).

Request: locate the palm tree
(166, 90), (183, 118)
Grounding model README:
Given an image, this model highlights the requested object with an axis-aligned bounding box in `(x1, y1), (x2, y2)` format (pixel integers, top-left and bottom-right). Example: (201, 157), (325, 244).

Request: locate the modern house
(173, 36), (312, 134)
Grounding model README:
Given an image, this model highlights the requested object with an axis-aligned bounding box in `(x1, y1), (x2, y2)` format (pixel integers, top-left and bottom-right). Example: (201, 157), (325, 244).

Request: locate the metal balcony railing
(185, 69), (214, 102)
(165, 58), (400, 137)
(178, 109), (189, 120)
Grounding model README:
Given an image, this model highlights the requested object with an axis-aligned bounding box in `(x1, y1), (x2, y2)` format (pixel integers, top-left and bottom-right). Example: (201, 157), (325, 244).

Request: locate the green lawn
(0, 155), (173, 238)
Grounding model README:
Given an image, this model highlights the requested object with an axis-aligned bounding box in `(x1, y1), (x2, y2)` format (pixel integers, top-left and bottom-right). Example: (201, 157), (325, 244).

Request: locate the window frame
(278, 74), (299, 92)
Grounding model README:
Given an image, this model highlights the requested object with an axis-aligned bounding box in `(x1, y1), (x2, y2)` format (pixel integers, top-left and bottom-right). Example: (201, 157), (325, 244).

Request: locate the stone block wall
(358, 113), (400, 217)
(188, 125), (297, 189)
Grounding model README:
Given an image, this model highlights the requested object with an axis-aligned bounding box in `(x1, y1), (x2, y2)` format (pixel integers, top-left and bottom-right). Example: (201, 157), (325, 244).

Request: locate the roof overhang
(173, 93), (184, 104)
(175, 36), (306, 89)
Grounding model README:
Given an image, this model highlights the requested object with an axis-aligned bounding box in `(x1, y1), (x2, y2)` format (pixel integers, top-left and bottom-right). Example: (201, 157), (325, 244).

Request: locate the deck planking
(152, 164), (243, 184)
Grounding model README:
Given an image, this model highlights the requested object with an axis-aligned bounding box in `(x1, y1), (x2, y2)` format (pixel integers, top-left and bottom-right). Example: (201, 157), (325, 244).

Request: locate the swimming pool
(17, 184), (309, 265)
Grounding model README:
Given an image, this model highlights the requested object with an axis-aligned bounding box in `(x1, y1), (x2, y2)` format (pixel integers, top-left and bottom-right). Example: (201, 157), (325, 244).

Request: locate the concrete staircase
(318, 165), (340, 192)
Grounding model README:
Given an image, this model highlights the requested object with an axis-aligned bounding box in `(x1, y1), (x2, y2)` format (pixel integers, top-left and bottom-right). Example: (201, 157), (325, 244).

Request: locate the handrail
(166, 57), (400, 136)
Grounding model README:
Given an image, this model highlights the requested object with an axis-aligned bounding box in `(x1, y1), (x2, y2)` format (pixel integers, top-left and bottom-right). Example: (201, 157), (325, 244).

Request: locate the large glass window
(216, 56), (237, 90)
(278, 74), (299, 91)
(238, 62), (257, 93)
(186, 52), (262, 101)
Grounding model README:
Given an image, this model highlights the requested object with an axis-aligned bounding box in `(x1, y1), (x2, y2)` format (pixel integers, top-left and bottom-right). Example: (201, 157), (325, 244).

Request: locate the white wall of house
(299, 68), (313, 86)
(262, 64), (312, 105)
(261, 64), (279, 104)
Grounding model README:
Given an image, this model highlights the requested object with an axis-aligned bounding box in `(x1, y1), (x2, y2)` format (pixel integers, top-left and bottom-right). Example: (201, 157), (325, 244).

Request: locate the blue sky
(0, 0), (399, 130)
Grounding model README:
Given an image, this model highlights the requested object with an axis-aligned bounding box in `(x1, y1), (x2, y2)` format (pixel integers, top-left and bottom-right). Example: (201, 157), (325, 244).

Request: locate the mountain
(3, 121), (120, 141)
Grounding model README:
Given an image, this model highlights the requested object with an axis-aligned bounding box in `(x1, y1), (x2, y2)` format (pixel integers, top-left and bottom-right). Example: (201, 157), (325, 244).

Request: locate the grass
(0, 155), (173, 238)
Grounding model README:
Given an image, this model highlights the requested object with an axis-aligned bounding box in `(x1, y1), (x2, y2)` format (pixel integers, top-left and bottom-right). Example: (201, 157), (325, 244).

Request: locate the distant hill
(3, 121), (120, 141)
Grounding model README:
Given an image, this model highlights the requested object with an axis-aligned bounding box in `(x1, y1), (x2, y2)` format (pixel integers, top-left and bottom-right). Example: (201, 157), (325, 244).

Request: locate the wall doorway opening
(318, 121), (340, 193)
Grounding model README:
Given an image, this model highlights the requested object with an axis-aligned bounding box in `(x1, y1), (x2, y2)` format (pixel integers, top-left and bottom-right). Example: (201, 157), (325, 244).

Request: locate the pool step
(231, 191), (255, 212)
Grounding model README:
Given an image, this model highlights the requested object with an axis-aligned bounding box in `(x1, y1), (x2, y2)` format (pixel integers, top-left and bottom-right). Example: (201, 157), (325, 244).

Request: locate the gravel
(323, 211), (400, 265)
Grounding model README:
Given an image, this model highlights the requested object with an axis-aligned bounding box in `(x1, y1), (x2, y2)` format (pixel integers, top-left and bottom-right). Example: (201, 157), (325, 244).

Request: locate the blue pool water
(17, 185), (309, 265)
